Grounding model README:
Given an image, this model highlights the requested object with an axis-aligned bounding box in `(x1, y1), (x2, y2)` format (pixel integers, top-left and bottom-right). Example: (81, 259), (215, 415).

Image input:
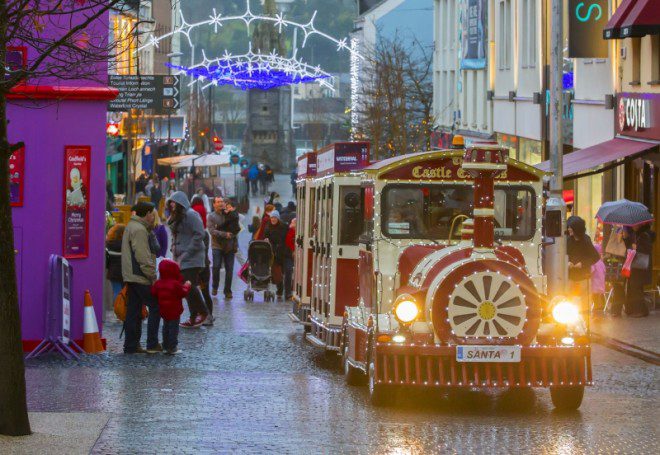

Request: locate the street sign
(240, 158), (249, 168)
(213, 136), (224, 152)
(108, 75), (180, 112)
(230, 154), (240, 165)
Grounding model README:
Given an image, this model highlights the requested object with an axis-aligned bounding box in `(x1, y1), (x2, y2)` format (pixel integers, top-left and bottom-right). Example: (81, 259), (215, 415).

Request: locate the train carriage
(291, 141), (592, 410)
(290, 152), (317, 328)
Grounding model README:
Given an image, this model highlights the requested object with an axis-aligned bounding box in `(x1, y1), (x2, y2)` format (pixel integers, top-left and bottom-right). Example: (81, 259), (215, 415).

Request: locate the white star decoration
(137, 0), (363, 91)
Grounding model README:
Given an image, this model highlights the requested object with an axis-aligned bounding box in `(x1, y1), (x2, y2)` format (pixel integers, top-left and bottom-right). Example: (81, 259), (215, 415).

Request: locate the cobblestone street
(22, 284), (658, 454)
(15, 177), (659, 454)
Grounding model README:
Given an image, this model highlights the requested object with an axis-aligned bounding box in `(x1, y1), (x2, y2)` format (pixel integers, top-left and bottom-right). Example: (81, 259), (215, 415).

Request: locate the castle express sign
(617, 93), (660, 141)
(381, 156), (541, 182)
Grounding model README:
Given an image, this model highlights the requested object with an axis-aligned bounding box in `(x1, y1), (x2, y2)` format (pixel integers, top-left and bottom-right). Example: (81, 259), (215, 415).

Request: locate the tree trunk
(0, 93), (31, 436)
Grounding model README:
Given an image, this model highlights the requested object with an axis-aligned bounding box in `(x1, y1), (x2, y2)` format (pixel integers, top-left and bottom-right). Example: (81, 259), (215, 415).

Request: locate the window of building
(521, 0), (536, 68)
(498, 0), (512, 70)
(650, 35), (660, 84)
(631, 38), (641, 85)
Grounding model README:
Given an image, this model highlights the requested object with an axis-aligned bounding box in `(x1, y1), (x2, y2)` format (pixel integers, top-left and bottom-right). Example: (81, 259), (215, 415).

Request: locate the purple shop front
(7, 8), (117, 350)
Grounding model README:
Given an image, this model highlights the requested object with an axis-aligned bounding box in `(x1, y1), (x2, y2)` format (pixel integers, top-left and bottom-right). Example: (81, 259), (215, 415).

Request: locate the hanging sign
(10, 145), (25, 206)
(568, 0), (608, 58)
(63, 146), (91, 259)
(461, 0), (487, 69)
(230, 154), (240, 165)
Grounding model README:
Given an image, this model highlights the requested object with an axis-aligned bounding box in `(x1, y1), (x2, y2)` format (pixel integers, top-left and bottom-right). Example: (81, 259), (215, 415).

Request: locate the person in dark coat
(290, 169), (297, 199)
(566, 216), (600, 306)
(265, 210), (293, 299)
(106, 180), (115, 212)
(281, 201), (297, 225)
(150, 177), (163, 212)
(105, 224), (126, 300)
(623, 223), (655, 317)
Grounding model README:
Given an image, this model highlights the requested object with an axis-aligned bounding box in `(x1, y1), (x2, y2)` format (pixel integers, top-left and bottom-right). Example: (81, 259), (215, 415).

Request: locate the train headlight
(551, 297), (580, 325)
(393, 295), (419, 324)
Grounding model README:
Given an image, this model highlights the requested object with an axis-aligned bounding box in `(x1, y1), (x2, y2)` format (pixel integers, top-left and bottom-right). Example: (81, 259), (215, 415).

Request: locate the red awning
(535, 137), (658, 178)
(603, 0), (637, 40)
(620, 0), (660, 38)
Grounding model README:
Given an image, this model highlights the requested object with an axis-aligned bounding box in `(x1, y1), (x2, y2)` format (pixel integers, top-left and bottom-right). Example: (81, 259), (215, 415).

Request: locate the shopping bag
(605, 229), (627, 257)
(621, 249), (636, 278)
(238, 262), (249, 284)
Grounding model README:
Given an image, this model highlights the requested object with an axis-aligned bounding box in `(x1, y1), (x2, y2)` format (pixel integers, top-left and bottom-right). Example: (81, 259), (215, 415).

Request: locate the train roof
(363, 149), (548, 182)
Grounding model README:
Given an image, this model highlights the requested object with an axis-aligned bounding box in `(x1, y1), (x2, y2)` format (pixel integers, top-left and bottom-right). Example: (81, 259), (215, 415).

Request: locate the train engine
(342, 146), (591, 410)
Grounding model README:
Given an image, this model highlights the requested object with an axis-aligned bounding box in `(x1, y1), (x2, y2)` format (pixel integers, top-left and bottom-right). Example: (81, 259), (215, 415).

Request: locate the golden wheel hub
(478, 301), (496, 320)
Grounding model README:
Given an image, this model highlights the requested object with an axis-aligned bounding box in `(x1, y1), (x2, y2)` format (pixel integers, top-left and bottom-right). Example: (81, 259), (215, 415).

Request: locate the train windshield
(381, 184), (536, 241)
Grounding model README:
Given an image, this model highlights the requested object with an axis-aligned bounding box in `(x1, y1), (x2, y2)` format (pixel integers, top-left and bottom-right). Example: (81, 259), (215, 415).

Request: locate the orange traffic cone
(83, 290), (105, 354)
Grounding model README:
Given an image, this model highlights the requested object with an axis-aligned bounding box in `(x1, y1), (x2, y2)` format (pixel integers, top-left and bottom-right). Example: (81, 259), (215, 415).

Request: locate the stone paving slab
(0, 412), (109, 455)
(591, 311), (660, 354)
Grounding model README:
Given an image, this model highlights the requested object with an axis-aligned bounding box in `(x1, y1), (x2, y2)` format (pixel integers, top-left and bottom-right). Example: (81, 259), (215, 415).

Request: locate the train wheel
(368, 360), (391, 406)
(550, 386), (584, 411)
(343, 347), (365, 386)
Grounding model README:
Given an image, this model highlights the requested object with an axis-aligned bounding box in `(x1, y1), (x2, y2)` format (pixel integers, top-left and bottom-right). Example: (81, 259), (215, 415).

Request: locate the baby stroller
(244, 240), (275, 302)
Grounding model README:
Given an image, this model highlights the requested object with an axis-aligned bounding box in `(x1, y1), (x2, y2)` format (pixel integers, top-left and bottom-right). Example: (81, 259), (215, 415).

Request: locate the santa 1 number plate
(456, 346), (521, 363)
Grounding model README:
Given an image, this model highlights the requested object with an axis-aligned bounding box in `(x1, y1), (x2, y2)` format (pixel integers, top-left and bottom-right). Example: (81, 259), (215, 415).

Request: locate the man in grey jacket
(121, 201), (159, 354)
(166, 191), (209, 327)
(208, 197), (241, 298)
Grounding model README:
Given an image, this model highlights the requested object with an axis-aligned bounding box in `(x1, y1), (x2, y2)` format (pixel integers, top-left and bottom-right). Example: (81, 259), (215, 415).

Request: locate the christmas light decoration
(138, 0), (362, 91)
(167, 46), (332, 91)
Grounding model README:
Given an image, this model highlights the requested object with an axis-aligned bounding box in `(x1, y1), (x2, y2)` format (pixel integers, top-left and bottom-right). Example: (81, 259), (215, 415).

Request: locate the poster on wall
(568, 0), (608, 58)
(63, 146), (91, 259)
(461, 0), (487, 69)
(10, 146), (25, 206)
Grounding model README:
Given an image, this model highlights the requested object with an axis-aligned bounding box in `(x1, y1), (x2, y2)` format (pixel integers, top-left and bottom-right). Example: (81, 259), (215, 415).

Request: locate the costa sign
(616, 93), (659, 141)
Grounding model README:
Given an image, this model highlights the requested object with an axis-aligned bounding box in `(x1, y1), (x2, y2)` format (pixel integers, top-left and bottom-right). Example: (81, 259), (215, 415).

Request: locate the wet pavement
(19, 178), (660, 453)
(23, 279), (659, 453)
(592, 311), (660, 354)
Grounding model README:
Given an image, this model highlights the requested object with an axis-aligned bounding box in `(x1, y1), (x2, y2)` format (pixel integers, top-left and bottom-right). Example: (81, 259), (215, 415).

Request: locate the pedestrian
(145, 176), (154, 198)
(290, 169), (297, 199)
(248, 164), (259, 196)
(195, 187), (211, 214)
(105, 223), (125, 301)
(248, 214), (261, 240)
(623, 223), (655, 317)
(255, 204), (275, 240)
(121, 201), (160, 354)
(566, 216), (600, 308)
(281, 201), (296, 225)
(153, 212), (169, 258)
(167, 191), (209, 328)
(208, 197), (241, 299)
(151, 259), (191, 355)
(191, 195), (214, 323)
(151, 177), (163, 213)
(106, 180), (115, 212)
(591, 243), (606, 314)
(265, 210), (293, 299)
(258, 164), (268, 196)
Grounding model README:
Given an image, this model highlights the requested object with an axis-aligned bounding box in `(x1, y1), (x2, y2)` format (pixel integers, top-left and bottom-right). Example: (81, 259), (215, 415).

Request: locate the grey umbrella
(595, 199), (653, 226)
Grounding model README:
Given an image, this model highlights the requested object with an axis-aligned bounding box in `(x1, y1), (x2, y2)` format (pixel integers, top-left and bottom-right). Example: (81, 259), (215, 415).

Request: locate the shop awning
(536, 137), (658, 179)
(604, 0), (660, 39)
(157, 154), (197, 166)
(603, 0), (636, 39)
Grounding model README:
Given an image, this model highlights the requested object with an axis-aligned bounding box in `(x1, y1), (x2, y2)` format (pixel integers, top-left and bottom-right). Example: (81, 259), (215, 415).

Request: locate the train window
(339, 186), (363, 245)
(382, 185), (535, 241)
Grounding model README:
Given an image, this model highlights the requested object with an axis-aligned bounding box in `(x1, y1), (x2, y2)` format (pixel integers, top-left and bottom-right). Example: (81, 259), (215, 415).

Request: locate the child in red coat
(151, 259), (191, 355)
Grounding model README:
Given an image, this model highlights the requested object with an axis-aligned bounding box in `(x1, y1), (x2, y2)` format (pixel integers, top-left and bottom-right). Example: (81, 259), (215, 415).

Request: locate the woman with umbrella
(596, 200), (655, 318)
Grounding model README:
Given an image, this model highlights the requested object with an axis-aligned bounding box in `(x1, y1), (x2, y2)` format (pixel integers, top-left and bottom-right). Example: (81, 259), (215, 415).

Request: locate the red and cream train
(290, 141), (591, 410)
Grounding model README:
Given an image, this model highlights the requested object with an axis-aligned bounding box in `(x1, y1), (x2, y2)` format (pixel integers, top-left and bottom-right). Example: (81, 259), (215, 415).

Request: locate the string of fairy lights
(138, 0), (362, 91)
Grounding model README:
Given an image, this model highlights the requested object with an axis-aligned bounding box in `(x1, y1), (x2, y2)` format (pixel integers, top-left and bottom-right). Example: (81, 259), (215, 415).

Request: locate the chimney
(461, 146), (508, 253)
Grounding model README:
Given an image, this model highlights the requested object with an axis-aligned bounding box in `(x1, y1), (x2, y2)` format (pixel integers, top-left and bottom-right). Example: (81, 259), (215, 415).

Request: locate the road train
(290, 141), (591, 410)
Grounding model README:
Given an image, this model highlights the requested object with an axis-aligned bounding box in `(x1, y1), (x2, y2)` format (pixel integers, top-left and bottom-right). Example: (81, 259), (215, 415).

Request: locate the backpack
(113, 285), (148, 321)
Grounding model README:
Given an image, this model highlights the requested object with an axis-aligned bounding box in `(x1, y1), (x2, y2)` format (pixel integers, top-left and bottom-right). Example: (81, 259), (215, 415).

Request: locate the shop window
(521, 0), (536, 68)
(381, 184), (535, 241)
(498, 0), (512, 70)
(339, 186), (363, 245)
